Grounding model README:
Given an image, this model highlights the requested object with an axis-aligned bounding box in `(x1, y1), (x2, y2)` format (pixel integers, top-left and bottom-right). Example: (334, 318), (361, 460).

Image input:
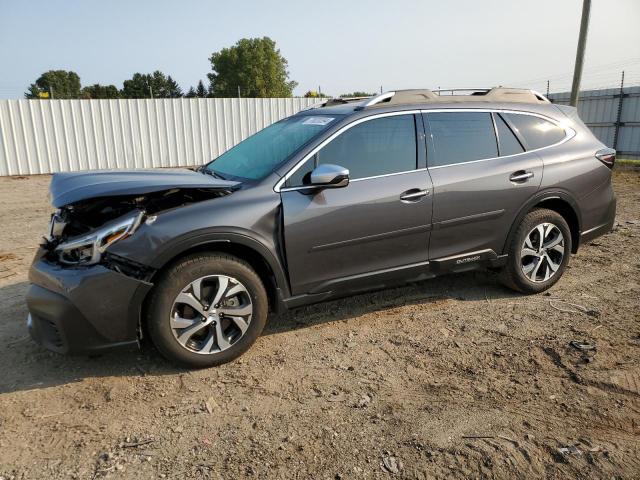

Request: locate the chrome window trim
(278, 168), (429, 192)
(274, 110), (421, 192)
(350, 168), (427, 183)
(422, 108), (576, 170)
(274, 108), (575, 191)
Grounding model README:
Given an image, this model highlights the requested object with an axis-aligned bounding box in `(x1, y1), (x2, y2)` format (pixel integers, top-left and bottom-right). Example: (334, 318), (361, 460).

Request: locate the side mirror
(309, 164), (350, 189)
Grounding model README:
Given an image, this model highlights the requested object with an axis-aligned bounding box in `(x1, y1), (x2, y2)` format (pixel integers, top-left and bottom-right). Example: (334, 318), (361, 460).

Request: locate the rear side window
(425, 112), (498, 167)
(494, 113), (525, 156)
(285, 114), (417, 186)
(502, 113), (566, 150)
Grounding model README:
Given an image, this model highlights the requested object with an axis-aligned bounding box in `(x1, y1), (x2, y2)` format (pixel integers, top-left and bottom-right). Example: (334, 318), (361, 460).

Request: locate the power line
(507, 57), (640, 87)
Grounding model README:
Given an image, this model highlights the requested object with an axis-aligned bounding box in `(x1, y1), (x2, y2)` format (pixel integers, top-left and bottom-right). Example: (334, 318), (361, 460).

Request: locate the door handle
(509, 171), (534, 183)
(400, 189), (430, 202)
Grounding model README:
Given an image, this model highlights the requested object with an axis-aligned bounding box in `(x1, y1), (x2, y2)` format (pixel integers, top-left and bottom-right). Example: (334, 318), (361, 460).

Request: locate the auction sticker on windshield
(302, 116), (335, 126)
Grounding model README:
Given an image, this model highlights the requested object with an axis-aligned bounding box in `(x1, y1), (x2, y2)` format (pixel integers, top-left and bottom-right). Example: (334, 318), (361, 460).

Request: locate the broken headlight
(55, 211), (144, 266)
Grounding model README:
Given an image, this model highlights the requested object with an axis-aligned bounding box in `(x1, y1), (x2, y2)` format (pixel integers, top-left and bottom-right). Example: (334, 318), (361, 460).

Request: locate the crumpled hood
(50, 168), (240, 208)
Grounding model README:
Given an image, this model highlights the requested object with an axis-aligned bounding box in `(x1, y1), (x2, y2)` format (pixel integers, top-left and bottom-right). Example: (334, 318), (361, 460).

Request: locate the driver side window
(284, 114), (417, 187)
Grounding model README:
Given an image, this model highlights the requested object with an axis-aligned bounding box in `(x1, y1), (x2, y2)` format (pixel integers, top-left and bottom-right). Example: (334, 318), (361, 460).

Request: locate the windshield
(204, 114), (341, 180)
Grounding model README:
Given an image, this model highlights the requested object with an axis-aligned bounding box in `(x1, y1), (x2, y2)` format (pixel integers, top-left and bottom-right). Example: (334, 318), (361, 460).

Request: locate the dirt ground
(0, 170), (638, 480)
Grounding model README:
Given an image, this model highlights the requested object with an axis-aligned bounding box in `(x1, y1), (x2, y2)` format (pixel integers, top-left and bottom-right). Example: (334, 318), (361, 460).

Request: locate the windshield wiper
(199, 167), (227, 180)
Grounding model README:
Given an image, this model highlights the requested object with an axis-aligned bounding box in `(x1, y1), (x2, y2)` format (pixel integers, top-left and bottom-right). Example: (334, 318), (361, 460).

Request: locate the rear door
(424, 110), (543, 261)
(280, 113), (433, 295)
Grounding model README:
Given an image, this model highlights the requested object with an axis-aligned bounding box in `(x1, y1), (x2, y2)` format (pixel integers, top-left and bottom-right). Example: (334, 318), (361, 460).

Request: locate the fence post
(613, 71), (625, 150)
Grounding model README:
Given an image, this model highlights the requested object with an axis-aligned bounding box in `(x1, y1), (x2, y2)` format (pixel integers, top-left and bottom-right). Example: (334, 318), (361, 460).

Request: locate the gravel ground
(0, 169), (638, 479)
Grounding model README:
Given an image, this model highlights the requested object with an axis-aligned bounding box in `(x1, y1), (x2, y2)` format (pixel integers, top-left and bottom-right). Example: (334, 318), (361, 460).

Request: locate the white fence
(0, 97), (321, 176)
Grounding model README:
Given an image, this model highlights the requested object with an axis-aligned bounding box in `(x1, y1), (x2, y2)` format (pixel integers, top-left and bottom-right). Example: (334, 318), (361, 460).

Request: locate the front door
(280, 113), (433, 296)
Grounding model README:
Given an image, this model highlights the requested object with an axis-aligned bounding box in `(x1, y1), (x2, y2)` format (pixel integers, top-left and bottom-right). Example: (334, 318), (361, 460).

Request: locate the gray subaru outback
(27, 88), (617, 367)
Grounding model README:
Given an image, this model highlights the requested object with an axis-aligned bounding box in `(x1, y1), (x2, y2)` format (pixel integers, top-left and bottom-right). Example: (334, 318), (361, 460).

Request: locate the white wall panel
(0, 97), (321, 176)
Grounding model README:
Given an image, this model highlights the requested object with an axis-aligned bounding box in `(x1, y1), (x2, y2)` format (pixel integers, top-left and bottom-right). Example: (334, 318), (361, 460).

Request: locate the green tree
(25, 70), (81, 99)
(121, 71), (183, 98)
(195, 80), (208, 98)
(339, 91), (375, 98)
(207, 37), (297, 97)
(304, 90), (329, 98)
(81, 84), (120, 99)
(185, 80), (208, 98)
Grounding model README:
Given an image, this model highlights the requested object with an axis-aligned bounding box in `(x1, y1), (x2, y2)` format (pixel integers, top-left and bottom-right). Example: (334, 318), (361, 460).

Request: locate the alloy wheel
(520, 222), (565, 283)
(169, 275), (253, 354)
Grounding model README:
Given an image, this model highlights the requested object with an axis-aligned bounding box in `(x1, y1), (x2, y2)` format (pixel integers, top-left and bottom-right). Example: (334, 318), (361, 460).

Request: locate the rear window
(425, 112), (498, 167)
(502, 113), (566, 150)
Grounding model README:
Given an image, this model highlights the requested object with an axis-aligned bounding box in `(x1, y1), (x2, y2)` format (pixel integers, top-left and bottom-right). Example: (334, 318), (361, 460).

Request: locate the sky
(1, 0), (639, 99)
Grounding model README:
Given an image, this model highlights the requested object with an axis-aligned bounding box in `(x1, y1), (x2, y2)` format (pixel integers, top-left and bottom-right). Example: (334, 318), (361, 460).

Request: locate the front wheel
(500, 208), (572, 294)
(147, 253), (268, 368)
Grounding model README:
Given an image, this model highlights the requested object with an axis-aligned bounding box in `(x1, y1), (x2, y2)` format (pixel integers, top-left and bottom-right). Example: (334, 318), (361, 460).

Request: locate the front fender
(148, 228), (289, 295)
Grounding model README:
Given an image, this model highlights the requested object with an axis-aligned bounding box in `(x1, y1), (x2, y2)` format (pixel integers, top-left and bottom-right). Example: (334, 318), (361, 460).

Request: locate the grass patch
(617, 158), (640, 166)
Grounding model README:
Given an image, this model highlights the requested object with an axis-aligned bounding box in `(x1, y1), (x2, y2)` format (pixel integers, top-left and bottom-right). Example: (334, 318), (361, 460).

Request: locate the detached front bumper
(27, 251), (153, 354)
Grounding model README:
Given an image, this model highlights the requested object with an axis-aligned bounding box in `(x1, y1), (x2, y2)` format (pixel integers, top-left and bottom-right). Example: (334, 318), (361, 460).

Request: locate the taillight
(595, 148), (616, 168)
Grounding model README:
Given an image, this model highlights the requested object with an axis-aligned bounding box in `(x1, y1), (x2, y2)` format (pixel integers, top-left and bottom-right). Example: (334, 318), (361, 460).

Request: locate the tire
(500, 208), (572, 294)
(147, 253), (268, 368)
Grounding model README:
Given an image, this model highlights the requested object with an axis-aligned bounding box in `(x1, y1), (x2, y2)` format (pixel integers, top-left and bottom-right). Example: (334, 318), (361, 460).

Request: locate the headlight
(55, 211), (144, 265)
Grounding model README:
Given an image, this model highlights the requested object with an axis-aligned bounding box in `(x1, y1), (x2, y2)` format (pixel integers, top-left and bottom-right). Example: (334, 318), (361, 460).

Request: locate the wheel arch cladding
(533, 198), (580, 253)
(503, 194), (582, 256)
(144, 239), (284, 320)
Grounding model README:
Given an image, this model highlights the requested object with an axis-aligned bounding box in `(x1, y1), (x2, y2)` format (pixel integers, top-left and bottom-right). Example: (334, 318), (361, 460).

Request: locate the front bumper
(26, 251), (153, 354)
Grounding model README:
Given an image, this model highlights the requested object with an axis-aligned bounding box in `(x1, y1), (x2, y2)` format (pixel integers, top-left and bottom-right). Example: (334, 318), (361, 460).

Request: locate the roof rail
(529, 90), (551, 103)
(300, 95), (377, 111)
(300, 100), (329, 111)
(305, 87), (550, 112)
(432, 88), (491, 95)
(362, 91), (396, 107)
(323, 96), (372, 107)
(357, 87), (550, 108)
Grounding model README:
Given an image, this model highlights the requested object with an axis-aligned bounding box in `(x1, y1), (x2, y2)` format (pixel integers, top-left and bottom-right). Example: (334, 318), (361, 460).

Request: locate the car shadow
(0, 271), (519, 395)
(264, 270), (519, 336)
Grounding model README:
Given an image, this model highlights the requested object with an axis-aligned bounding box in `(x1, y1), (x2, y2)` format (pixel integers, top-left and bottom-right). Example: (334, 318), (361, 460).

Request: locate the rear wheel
(147, 253), (268, 368)
(500, 209), (572, 294)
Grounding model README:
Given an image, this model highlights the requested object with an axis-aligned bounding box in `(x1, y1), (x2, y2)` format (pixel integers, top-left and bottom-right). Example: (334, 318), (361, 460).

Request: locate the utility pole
(570, 0), (591, 106)
(49, 86), (54, 99)
(237, 85), (241, 98)
(546, 80), (550, 98)
(147, 80), (153, 99)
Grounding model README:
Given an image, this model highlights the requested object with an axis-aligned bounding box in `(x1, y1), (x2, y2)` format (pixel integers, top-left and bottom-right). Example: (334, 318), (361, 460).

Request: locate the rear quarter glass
(502, 113), (566, 150)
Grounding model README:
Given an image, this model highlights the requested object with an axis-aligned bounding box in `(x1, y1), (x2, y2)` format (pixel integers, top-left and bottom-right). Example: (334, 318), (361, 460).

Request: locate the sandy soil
(0, 170), (638, 479)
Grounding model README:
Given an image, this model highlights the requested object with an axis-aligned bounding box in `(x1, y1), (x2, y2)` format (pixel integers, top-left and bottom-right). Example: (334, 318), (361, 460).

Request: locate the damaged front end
(28, 173), (239, 354)
(43, 187), (232, 277)
(42, 167), (240, 273)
